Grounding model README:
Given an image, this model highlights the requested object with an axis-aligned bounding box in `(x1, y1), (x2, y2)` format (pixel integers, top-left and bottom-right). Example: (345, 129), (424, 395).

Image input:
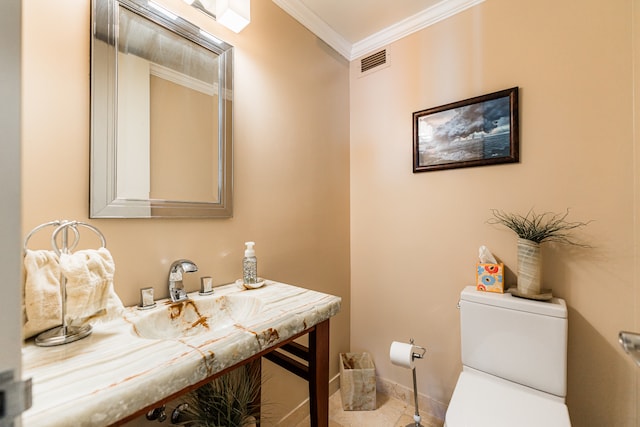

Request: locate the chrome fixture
(407, 339), (427, 427)
(171, 403), (190, 424)
(0, 370), (32, 423)
(619, 331), (640, 367)
(146, 404), (167, 422)
(199, 276), (214, 295)
(168, 259), (198, 302)
(138, 287), (157, 310)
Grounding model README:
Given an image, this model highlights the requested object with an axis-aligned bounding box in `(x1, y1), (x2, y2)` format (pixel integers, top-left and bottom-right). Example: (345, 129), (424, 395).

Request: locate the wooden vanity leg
(308, 319), (330, 427)
(251, 358), (262, 425)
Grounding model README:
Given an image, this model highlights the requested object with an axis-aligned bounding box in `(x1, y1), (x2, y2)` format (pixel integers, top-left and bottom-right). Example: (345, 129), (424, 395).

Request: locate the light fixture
(197, 0), (215, 11)
(216, 0), (250, 33)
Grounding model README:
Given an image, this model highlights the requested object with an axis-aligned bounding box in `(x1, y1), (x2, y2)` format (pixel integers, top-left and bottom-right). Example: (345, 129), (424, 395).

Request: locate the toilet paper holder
(390, 338), (426, 427)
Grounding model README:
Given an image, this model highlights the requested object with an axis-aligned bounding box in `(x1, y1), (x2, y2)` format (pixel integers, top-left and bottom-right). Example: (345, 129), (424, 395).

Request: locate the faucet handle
(137, 287), (157, 310)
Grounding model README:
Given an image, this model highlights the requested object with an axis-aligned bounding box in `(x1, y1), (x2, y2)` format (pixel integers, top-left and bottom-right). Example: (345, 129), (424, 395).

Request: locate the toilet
(444, 286), (571, 427)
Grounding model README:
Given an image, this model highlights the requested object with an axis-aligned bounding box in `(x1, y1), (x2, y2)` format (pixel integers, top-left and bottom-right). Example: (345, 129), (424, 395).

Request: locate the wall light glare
(199, 29), (224, 45)
(148, 1), (178, 20)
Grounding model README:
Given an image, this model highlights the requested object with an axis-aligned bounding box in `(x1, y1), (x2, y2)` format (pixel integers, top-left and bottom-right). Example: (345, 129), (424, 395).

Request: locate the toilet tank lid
(461, 286), (567, 318)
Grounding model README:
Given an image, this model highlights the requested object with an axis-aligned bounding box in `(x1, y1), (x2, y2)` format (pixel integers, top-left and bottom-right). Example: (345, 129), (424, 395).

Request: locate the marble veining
(22, 280), (341, 427)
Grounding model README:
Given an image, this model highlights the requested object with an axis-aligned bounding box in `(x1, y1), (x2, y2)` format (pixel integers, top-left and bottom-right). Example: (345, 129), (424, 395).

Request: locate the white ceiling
(298, 0), (443, 43)
(271, 0), (485, 61)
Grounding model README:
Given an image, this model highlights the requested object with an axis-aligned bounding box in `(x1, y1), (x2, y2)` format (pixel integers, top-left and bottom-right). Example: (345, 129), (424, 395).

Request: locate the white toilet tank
(459, 286), (568, 398)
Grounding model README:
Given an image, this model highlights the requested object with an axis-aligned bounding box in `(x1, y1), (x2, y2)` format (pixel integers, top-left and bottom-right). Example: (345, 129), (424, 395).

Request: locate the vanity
(22, 281), (341, 426)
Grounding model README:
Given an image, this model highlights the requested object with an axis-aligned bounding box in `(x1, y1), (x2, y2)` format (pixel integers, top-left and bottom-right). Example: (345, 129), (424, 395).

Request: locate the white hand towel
(58, 247), (124, 326)
(23, 249), (62, 339)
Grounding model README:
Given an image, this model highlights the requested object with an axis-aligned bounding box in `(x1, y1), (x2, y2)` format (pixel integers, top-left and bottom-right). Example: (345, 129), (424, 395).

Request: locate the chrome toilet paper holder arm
(409, 338), (426, 361)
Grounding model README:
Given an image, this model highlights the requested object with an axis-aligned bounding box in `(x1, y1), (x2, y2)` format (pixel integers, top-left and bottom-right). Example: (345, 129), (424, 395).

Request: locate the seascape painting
(413, 87), (519, 172)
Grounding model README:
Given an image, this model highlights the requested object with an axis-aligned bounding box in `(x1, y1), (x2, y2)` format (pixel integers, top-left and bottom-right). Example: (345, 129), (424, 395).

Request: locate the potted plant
(488, 209), (590, 298)
(172, 361), (262, 427)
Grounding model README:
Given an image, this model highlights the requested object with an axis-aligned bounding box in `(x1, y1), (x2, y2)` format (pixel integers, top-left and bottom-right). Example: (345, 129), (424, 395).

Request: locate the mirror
(90, 0), (233, 218)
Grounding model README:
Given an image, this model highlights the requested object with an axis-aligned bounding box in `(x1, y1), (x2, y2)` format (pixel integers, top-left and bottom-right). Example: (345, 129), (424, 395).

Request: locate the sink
(132, 294), (263, 339)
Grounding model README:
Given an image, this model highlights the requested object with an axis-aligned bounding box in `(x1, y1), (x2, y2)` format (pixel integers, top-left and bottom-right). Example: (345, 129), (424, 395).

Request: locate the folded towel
(23, 249), (63, 339)
(59, 247), (124, 326)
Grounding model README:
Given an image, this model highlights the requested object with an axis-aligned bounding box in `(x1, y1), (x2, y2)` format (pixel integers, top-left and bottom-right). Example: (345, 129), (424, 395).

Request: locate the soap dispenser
(243, 241), (257, 284)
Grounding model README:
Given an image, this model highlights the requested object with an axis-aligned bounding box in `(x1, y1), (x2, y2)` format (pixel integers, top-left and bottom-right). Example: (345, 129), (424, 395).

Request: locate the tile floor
(294, 391), (444, 427)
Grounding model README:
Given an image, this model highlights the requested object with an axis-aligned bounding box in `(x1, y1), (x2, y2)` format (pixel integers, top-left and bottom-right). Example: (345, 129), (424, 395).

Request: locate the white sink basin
(132, 294), (263, 339)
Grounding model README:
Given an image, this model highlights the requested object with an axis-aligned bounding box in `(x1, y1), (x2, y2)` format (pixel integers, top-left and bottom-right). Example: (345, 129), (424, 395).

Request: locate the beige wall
(350, 0), (638, 426)
(21, 0), (350, 424)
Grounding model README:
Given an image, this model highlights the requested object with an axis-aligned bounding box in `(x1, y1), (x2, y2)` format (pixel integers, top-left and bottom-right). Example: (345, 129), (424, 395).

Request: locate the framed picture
(413, 87), (519, 172)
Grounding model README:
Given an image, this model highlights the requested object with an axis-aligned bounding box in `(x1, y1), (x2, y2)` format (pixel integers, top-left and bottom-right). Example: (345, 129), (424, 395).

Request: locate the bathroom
(2, 0), (639, 425)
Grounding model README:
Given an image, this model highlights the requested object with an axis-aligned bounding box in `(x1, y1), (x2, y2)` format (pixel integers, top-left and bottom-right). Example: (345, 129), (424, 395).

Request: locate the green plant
(488, 208), (591, 246)
(174, 362), (262, 427)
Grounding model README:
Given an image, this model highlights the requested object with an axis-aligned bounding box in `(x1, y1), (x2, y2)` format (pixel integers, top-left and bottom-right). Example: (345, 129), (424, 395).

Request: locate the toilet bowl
(444, 286), (571, 427)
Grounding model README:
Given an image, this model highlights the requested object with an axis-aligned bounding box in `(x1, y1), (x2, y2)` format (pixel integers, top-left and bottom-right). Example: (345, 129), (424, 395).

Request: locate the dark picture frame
(413, 87), (519, 172)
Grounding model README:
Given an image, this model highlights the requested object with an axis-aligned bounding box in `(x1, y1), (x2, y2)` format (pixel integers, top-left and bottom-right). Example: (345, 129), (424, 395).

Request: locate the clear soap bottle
(243, 241), (257, 284)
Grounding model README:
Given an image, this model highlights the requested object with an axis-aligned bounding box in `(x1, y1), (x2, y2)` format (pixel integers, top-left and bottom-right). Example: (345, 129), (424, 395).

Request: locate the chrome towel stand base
(34, 324), (93, 347)
(24, 220), (106, 347)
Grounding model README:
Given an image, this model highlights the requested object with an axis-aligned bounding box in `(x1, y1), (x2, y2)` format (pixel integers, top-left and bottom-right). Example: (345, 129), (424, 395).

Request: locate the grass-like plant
(173, 362), (262, 427)
(488, 208), (591, 246)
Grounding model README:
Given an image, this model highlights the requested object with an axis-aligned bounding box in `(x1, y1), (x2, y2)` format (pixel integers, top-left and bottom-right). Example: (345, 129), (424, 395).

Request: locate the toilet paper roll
(390, 341), (415, 369)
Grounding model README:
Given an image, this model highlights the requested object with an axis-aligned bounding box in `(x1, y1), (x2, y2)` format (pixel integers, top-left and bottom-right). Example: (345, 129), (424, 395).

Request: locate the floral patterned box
(476, 263), (504, 293)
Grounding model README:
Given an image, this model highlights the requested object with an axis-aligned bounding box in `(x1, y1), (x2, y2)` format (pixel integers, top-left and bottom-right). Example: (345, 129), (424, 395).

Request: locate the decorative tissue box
(476, 263), (504, 293)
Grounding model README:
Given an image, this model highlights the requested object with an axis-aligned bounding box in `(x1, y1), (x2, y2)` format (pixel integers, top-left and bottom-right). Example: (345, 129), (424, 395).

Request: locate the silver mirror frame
(90, 0), (233, 218)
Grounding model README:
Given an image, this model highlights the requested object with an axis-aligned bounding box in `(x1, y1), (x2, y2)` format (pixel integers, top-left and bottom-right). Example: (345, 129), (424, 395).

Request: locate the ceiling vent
(359, 49), (389, 77)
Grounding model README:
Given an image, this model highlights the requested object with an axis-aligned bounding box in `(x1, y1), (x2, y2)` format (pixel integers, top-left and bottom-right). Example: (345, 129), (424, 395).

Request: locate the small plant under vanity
(172, 362), (262, 427)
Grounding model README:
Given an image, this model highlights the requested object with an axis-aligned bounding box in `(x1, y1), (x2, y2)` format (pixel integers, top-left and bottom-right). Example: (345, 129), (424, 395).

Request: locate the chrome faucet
(619, 331), (640, 367)
(168, 259), (198, 302)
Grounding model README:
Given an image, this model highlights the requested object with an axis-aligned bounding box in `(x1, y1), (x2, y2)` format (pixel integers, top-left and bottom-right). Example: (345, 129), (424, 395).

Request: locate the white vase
(517, 238), (542, 295)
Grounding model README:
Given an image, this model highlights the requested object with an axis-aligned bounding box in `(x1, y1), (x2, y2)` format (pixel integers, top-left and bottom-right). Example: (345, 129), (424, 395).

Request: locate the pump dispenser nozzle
(244, 241), (255, 257)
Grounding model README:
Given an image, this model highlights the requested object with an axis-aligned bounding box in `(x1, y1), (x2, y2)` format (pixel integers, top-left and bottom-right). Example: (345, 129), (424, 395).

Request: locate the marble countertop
(22, 280), (341, 427)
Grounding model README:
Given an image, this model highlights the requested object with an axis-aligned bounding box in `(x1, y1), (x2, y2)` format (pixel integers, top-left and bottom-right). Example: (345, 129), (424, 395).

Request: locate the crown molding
(272, 0), (484, 61)
(351, 0), (485, 60)
(271, 0), (352, 59)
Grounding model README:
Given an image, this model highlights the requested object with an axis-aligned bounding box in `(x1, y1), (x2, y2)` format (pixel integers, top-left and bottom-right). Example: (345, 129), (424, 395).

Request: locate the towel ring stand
(51, 221), (107, 255)
(23, 220), (78, 254)
(24, 220), (107, 346)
